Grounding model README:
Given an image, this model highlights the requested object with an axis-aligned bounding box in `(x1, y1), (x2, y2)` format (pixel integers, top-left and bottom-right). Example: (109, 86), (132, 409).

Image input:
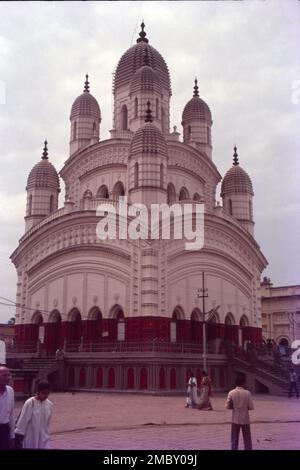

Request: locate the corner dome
(114, 23), (171, 95)
(70, 75), (101, 121)
(130, 65), (162, 95)
(130, 103), (167, 157)
(182, 79), (212, 124)
(26, 141), (60, 191)
(221, 147), (253, 196)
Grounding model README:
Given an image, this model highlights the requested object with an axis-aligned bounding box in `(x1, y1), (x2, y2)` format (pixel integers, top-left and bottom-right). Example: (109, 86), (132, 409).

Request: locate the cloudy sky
(0, 1), (299, 322)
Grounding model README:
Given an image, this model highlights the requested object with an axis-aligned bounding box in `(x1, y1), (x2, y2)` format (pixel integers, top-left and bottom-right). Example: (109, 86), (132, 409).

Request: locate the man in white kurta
(15, 381), (53, 449)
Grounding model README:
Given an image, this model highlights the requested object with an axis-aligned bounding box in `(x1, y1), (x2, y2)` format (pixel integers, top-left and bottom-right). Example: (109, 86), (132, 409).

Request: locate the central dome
(114, 23), (171, 95)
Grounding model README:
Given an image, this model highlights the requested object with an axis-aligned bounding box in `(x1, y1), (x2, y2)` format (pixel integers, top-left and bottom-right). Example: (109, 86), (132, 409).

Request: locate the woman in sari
(197, 371), (213, 410)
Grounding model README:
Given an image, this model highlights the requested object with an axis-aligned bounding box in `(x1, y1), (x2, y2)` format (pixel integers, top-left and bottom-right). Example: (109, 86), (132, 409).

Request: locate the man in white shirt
(226, 375), (254, 450)
(0, 366), (15, 450)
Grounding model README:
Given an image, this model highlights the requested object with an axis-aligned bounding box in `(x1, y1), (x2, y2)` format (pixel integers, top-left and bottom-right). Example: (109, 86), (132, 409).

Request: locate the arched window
(193, 193), (201, 201)
(167, 183), (176, 204)
(49, 195), (54, 214)
(229, 199), (233, 215)
(207, 126), (210, 144)
(73, 121), (77, 139)
(179, 187), (189, 201)
(161, 107), (165, 133)
(249, 200), (252, 220)
(160, 163), (164, 188)
(97, 185), (109, 199)
(134, 162), (139, 188)
(93, 122), (96, 136)
(28, 194), (33, 216)
(134, 98), (138, 118)
(188, 125), (192, 140)
(113, 181), (125, 199)
(156, 98), (159, 118)
(121, 104), (128, 130)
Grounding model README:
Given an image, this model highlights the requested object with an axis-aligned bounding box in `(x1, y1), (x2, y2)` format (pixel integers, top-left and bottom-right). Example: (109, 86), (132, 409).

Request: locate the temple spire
(137, 21), (149, 43)
(42, 140), (48, 160)
(193, 77), (199, 97)
(145, 101), (153, 123)
(84, 74), (90, 93)
(233, 145), (239, 166)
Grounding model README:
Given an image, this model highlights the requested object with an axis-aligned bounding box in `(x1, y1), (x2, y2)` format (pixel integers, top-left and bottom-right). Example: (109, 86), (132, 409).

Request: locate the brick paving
(15, 393), (300, 450)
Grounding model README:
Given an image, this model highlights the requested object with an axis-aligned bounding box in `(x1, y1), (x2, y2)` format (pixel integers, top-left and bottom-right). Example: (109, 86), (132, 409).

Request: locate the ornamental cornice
(60, 139), (131, 181)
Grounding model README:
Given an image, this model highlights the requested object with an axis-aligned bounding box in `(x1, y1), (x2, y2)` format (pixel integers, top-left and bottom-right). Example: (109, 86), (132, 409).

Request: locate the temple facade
(10, 24), (267, 392)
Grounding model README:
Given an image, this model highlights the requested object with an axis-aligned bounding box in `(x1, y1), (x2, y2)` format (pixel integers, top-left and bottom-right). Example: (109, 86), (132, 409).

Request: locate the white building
(11, 23), (267, 391)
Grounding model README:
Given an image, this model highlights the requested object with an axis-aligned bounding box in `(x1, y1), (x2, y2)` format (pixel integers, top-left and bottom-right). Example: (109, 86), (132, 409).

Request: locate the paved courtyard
(15, 392), (300, 450)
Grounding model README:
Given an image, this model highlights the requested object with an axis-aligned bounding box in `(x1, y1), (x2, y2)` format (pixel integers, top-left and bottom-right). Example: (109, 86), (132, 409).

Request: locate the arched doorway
(87, 307), (102, 342)
(239, 314), (249, 347)
(110, 305), (125, 341)
(179, 187), (189, 201)
(170, 368), (177, 389)
(96, 367), (103, 388)
(159, 367), (166, 389)
(167, 183), (176, 204)
(67, 309), (82, 349)
(224, 313), (237, 343)
(140, 368), (148, 390)
(171, 306), (184, 342)
(127, 368), (134, 389)
(113, 181), (125, 199)
(79, 368), (86, 387)
(191, 309), (201, 343)
(30, 311), (44, 346)
(46, 310), (62, 355)
(97, 185), (109, 199)
(108, 368), (115, 388)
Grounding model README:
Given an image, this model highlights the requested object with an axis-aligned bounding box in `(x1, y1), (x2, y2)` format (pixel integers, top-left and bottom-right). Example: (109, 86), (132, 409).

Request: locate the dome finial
(143, 46), (150, 66)
(145, 101), (153, 123)
(233, 145), (239, 166)
(137, 20), (149, 43)
(84, 74), (90, 93)
(193, 77), (199, 97)
(42, 140), (48, 160)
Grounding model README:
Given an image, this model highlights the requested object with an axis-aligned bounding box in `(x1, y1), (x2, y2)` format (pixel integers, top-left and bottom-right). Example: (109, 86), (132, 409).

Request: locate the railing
(65, 340), (218, 354)
(226, 343), (290, 381)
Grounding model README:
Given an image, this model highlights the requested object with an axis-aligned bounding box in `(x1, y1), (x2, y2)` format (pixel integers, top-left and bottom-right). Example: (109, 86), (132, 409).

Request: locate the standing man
(226, 376), (254, 450)
(0, 366), (15, 450)
(288, 368), (299, 398)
